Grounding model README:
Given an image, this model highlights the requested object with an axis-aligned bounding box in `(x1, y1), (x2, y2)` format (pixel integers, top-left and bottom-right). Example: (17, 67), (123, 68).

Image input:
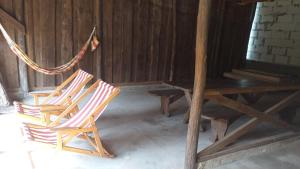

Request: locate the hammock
(0, 22), (99, 75)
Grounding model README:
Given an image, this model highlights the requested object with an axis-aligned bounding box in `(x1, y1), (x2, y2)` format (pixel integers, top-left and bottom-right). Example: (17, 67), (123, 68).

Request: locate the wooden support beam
(232, 69), (281, 83)
(199, 132), (299, 162)
(209, 95), (297, 131)
(0, 8), (25, 34)
(198, 90), (300, 157)
(184, 0), (211, 169)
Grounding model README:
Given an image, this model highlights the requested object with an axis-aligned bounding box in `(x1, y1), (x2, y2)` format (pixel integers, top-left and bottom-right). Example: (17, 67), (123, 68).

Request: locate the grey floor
(0, 84), (299, 169)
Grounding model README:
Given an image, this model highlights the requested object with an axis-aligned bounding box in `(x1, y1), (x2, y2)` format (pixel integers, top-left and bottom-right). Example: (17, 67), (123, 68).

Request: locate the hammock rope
(0, 22), (98, 75)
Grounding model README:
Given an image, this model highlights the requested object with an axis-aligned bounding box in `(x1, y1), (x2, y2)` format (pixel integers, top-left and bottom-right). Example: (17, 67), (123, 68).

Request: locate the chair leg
(92, 127), (114, 158)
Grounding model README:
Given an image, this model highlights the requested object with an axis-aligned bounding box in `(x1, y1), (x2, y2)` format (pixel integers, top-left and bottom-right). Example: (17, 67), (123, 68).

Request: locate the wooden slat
(147, 0), (162, 81)
(112, 0), (124, 83)
(102, 0), (113, 82)
(0, 7), (25, 34)
(198, 90), (300, 157)
(73, 0), (93, 74)
(232, 69), (281, 83)
(122, 0), (133, 82)
(132, 0), (150, 82)
(209, 95), (297, 130)
(0, 0), (20, 90)
(24, 0), (35, 90)
(198, 132), (299, 162)
(39, 0), (55, 87)
(14, 0), (29, 94)
(55, 0), (73, 84)
(93, 0), (102, 79)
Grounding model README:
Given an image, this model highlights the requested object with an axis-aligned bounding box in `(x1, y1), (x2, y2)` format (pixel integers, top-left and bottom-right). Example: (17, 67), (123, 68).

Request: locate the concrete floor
(0, 84), (299, 169)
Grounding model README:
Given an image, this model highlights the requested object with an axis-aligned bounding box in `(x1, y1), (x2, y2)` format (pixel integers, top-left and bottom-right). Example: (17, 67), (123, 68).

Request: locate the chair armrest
(30, 91), (61, 97)
(40, 105), (66, 112)
(30, 91), (61, 105)
(51, 127), (93, 133)
(30, 92), (51, 97)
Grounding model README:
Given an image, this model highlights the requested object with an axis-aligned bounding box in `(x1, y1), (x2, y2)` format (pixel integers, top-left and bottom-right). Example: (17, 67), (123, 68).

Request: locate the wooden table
(164, 79), (300, 158)
(150, 78), (300, 143)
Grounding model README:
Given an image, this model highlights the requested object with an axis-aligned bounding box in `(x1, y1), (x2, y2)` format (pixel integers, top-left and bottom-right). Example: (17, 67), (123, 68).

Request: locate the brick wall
(247, 0), (300, 66)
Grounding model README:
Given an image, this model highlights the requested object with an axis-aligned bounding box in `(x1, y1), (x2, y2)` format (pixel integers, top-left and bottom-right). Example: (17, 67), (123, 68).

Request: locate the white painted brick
(247, 52), (261, 61)
(265, 39), (294, 47)
(278, 14), (293, 22)
(259, 7), (273, 15)
(291, 32), (300, 40)
(272, 47), (287, 55)
(289, 6), (300, 14)
(256, 23), (267, 30)
(277, 0), (292, 6)
(258, 31), (272, 38)
(274, 55), (289, 64)
(248, 38), (254, 46)
(294, 0), (300, 5)
(294, 15), (300, 22)
(257, 2), (263, 8)
(250, 31), (258, 38)
(269, 23), (293, 31)
(254, 38), (265, 45)
(259, 54), (274, 62)
(289, 57), (300, 66)
(271, 31), (289, 39)
(273, 6), (288, 13)
(287, 48), (300, 57)
(261, 15), (274, 22)
(262, 1), (276, 7)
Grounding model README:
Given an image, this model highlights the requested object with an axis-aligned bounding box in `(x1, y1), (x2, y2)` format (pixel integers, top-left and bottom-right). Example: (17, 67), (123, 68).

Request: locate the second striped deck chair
(16, 69), (93, 125)
(17, 80), (120, 157)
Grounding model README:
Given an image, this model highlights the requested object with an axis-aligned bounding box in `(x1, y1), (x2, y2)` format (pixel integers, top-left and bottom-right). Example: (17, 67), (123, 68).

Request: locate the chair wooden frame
(18, 69), (93, 125)
(21, 80), (120, 157)
(30, 69), (93, 105)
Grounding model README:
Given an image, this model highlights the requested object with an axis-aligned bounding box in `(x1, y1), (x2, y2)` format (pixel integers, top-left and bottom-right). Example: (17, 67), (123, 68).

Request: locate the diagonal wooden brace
(209, 95), (297, 131)
(198, 90), (300, 157)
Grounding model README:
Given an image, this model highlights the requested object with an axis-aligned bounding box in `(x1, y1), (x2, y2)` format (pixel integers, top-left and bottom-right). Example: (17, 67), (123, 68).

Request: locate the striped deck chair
(17, 80), (120, 157)
(16, 69), (93, 125)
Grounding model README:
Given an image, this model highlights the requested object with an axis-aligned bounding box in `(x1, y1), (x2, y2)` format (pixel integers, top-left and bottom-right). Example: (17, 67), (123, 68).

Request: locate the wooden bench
(149, 89), (185, 117)
(202, 111), (242, 142)
(149, 89), (242, 140)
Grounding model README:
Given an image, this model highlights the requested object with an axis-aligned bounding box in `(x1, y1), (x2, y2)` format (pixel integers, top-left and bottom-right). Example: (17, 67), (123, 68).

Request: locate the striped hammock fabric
(0, 22), (98, 75)
(18, 81), (118, 144)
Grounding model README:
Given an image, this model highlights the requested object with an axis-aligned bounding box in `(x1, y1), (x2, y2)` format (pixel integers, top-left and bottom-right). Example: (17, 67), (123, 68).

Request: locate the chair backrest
(45, 69), (93, 105)
(56, 80), (120, 128)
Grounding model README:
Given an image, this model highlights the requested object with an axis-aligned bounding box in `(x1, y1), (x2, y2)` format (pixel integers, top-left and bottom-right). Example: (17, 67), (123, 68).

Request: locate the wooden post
(184, 0), (210, 169)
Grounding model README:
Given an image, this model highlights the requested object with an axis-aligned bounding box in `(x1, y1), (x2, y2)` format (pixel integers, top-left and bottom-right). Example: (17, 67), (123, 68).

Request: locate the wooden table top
(166, 79), (300, 96)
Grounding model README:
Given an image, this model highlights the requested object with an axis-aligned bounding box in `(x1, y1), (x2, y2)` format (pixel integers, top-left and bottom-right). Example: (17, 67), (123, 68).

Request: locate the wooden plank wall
(0, 0), (21, 93)
(0, 0), (256, 94)
(173, 0), (257, 82)
(0, 0), (178, 92)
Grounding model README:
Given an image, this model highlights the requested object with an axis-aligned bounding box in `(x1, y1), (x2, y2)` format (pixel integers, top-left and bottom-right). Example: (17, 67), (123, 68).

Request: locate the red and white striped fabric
(21, 81), (117, 144)
(14, 70), (92, 118)
(14, 102), (41, 118)
(47, 70), (92, 105)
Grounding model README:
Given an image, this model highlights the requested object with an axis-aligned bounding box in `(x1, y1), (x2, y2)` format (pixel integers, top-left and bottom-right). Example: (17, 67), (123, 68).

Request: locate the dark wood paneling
(0, 0), (20, 89)
(0, 0), (255, 93)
